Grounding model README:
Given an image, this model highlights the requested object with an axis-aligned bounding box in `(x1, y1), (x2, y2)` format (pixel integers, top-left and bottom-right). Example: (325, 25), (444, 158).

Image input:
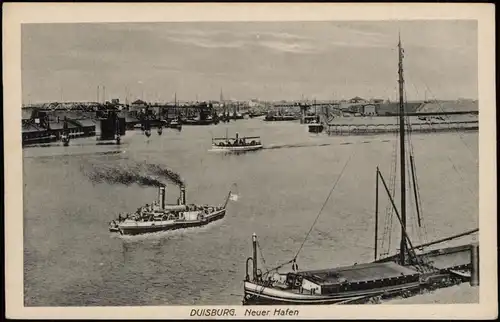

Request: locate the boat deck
(421, 245), (472, 270)
(301, 261), (419, 286)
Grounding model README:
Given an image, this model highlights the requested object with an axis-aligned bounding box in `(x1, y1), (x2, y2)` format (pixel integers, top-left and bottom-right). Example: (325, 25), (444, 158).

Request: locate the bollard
(470, 243), (479, 286)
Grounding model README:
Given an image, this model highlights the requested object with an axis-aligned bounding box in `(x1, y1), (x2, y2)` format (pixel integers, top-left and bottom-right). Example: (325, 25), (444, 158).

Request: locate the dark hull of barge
(308, 124), (324, 133)
(243, 244), (474, 305)
(117, 209), (226, 236)
(243, 281), (421, 305)
(182, 119), (216, 126)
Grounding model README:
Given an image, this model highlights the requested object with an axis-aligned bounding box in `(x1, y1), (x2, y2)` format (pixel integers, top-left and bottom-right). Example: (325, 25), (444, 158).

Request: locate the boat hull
(243, 280), (421, 305)
(308, 124), (324, 133)
(211, 145), (263, 152)
(116, 209), (226, 236)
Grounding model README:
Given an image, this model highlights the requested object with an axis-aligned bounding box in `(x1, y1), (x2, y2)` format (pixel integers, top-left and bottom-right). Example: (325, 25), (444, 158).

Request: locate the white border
(3, 3), (497, 319)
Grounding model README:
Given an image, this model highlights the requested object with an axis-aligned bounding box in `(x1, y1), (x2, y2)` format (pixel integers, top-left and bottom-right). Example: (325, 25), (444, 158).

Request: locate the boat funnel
(159, 185), (166, 209)
(180, 186), (186, 205)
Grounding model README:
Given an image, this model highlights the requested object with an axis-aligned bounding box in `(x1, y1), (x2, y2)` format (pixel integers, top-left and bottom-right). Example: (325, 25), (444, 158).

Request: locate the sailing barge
(242, 36), (478, 305)
(109, 185), (231, 236)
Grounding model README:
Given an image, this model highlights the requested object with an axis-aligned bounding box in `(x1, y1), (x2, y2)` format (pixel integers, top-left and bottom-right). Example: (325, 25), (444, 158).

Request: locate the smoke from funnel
(82, 164), (164, 188)
(80, 160), (184, 191)
(144, 163), (185, 187)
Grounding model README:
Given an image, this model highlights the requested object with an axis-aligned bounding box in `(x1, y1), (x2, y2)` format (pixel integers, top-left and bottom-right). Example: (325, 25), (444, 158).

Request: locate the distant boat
(169, 119), (183, 130)
(109, 186), (232, 236)
(242, 35), (478, 305)
(264, 112), (299, 122)
(61, 117), (70, 146)
(249, 111), (266, 118)
(308, 120), (324, 133)
(211, 132), (263, 152)
(231, 112), (244, 120)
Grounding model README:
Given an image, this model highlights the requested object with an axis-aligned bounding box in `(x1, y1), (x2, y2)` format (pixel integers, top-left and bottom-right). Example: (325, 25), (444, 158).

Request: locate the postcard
(3, 3), (497, 320)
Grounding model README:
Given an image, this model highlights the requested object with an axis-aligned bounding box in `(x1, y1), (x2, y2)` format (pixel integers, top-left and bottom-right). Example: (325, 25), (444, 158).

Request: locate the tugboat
(211, 132), (263, 152)
(109, 185), (232, 236)
(242, 35), (478, 305)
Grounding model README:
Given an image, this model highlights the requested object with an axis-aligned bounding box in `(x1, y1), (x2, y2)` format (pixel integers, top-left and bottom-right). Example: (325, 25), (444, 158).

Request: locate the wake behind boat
(109, 185), (232, 236)
(211, 132), (263, 152)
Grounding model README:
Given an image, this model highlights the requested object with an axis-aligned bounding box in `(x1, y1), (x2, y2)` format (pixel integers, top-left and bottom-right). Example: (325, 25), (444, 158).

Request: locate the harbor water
(23, 118), (479, 306)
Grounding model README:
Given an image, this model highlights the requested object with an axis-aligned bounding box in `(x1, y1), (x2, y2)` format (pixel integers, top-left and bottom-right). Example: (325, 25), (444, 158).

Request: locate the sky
(21, 20), (478, 104)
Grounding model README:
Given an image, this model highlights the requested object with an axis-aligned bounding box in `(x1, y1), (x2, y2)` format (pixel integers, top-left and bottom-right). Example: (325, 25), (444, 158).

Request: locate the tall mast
(398, 33), (407, 265)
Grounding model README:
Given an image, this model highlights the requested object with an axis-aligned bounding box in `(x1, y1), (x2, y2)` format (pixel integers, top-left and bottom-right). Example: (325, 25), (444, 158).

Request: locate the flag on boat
(229, 192), (239, 201)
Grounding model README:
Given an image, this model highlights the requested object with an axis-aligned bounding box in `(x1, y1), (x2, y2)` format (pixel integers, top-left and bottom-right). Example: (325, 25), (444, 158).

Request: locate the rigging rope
(403, 86), (427, 245)
(292, 148), (357, 261)
(380, 117), (398, 258)
(402, 81), (433, 264)
(406, 81), (431, 241)
(256, 240), (269, 273)
(259, 144), (360, 277)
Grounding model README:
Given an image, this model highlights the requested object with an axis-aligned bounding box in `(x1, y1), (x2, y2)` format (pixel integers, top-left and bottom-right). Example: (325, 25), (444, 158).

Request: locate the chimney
(180, 186), (186, 205)
(159, 185), (166, 209)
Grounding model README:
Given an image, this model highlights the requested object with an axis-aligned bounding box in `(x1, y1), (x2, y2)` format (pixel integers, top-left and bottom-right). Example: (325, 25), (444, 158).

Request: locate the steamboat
(109, 185), (232, 236)
(242, 36), (479, 305)
(211, 132), (263, 152)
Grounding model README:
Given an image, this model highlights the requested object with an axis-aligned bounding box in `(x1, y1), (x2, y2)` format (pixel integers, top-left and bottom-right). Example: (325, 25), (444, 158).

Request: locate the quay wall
(326, 121), (478, 136)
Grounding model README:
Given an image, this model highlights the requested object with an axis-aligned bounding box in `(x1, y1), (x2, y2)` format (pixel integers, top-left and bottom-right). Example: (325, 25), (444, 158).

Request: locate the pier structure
(21, 104), (129, 146)
(326, 119), (478, 136)
(22, 109), (96, 146)
(157, 102), (214, 120)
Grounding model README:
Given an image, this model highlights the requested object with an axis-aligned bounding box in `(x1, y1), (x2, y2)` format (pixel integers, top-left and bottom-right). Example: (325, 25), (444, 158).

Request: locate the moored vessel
(61, 117), (71, 146)
(168, 118), (183, 130)
(308, 121), (324, 133)
(109, 185), (232, 235)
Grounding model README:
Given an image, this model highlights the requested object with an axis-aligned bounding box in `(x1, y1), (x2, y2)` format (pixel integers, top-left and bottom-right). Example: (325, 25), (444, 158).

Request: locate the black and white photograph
(4, 3), (496, 320)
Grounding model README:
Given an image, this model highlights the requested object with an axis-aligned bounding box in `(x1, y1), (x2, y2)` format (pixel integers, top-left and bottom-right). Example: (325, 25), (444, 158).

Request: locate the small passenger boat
(211, 132), (263, 152)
